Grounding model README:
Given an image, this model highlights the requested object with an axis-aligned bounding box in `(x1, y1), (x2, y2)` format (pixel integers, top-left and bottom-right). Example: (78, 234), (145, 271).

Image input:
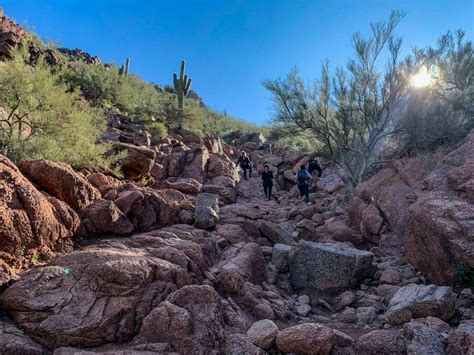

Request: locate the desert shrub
(146, 122), (168, 138)
(60, 61), (164, 122)
(0, 52), (115, 170)
(397, 30), (473, 152)
(264, 11), (406, 188)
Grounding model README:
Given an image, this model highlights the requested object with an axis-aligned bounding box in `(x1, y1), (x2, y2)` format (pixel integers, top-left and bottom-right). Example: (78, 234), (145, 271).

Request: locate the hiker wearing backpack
(296, 164), (312, 203)
(236, 151), (253, 180)
(261, 165), (274, 200)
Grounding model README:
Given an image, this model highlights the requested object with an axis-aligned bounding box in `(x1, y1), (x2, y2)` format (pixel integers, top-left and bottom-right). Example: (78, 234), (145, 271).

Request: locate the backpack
(297, 170), (309, 185)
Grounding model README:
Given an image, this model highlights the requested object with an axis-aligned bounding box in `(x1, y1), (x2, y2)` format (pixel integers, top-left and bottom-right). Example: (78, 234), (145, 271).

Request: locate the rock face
(0, 318), (45, 355)
(350, 130), (474, 285)
(18, 159), (101, 212)
(404, 197), (474, 285)
(0, 155), (79, 275)
(194, 193), (220, 229)
(289, 241), (374, 293)
(140, 285), (225, 353)
(386, 283), (456, 325)
(0, 227), (216, 349)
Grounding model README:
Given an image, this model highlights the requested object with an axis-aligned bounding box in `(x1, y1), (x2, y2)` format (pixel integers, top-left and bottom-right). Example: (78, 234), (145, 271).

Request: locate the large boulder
(0, 318), (45, 355)
(77, 199), (135, 237)
(403, 321), (446, 355)
(385, 283), (456, 325)
(404, 197), (474, 285)
(155, 177), (203, 195)
(0, 155), (79, 275)
(194, 193), (219, 229)
(140, 285), (225, 353)
(0, 227), (216, 349)
(117, 143), (156, 180)
(289, 241), (374, 293)
(447, 320), (474, 355)
(355, 330), (407, 354)
(182, 146), (209, 183)
(216, 242), (266, 294)
(258, 220), (295, 245)
(18, 159), (101, 212)
(247, 319), (278, 350)
(276, 323), (348, 354)
(113, 187), (192, 232)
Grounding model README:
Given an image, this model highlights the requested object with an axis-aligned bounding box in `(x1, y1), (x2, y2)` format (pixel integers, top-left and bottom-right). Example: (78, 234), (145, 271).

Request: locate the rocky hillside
(0, 7), (473, 355)
(1, 123), (473, 354)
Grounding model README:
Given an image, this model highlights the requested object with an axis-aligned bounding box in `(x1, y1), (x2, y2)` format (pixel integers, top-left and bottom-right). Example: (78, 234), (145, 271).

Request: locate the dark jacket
(236, 156), (252, 169)
(261, 171), (274, 185)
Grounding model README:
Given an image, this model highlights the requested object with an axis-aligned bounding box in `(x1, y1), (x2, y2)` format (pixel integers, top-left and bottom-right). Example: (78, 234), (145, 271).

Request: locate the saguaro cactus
(119, 58), (130, 77)
(173, 60), (192, 129)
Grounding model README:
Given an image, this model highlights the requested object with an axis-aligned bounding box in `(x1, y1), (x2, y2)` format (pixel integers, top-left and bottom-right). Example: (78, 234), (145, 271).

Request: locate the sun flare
(410, 65), (434, 88)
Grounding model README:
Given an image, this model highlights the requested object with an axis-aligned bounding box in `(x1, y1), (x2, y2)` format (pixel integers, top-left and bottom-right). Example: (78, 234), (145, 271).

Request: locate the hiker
(236, 151), (253, 180)
(308, 157), (323, 178)
(296, 164), (312, 203)
(261, 165), (274, 200)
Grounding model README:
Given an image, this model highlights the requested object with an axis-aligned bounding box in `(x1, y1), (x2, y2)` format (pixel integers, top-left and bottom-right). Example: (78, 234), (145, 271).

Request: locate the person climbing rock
(308, 157), (323, 178)
(296, 164), (312, 203)
(261, 165), (274, 200)
(236, 151), (253, 180)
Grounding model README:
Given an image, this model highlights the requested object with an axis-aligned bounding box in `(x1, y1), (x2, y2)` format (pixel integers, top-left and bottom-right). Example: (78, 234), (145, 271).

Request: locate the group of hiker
(235, 151), (322, 202)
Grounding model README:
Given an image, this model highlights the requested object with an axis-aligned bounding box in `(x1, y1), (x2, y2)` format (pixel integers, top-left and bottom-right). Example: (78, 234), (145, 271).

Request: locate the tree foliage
(397, 30), (473, 150)
(264, 11), (406, 188)
(0, 51), (114, 169)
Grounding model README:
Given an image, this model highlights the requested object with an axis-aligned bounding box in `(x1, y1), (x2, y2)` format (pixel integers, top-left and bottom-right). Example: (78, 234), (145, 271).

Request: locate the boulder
(0, 318), (45, 355)
(140, 285), (225, 353)
(271, 243), (292, 272)
(0, 155), (79, 273)
(0, 228), (216, 349)
(247, 319), (278, 350)
(404, 197), (474, 285)
(386, 284), (456, 325)
(155, 177), (203, 195)
(194, 193), (219, 229)
(78, 199), (135, 237)
(403, 321), (446, 355)
(216, 243), (266, 294)
(114, 188), (190, 232)
(289, 241), (374, 293)
(86, 172), (122, 195)
(117, 143), (156, 180)
(355, 330), (407, 354)
(276, 323), (341, 354)
(258, 220), (295, 245)
(225, 334), (265, 355)
(447, 320), (474, 355)
(182, 146), (209, 183)
(18, 159), (101, 212)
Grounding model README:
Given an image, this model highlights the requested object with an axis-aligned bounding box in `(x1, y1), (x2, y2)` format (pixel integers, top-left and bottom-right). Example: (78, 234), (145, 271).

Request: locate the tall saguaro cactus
(119, 58), (130, 77)
(173, 60), (192, 129)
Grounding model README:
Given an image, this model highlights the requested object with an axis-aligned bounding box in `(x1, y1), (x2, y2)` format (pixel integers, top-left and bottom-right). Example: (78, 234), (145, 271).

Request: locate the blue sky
(2, 0), (473, 125)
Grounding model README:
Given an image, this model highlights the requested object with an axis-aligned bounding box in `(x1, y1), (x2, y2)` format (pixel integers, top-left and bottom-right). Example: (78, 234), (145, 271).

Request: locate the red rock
(18, 159), (101, 212)
(117, 143), (156, 180)
(0, 155), (79, 273)
(404, 197), (474, 285)
(276, 323), (339, 354)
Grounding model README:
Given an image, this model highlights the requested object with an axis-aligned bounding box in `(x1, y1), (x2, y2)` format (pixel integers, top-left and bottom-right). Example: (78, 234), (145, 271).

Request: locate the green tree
(0, 51), (113, 169)
(263, 11), (406, 188)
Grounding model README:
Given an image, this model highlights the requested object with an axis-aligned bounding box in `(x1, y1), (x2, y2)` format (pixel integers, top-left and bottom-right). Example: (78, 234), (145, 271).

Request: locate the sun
(410, 65), (434, 88)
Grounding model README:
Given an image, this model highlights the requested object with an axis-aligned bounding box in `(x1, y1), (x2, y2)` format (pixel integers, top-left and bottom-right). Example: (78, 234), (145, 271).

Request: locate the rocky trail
(0, 123), (473, 354)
